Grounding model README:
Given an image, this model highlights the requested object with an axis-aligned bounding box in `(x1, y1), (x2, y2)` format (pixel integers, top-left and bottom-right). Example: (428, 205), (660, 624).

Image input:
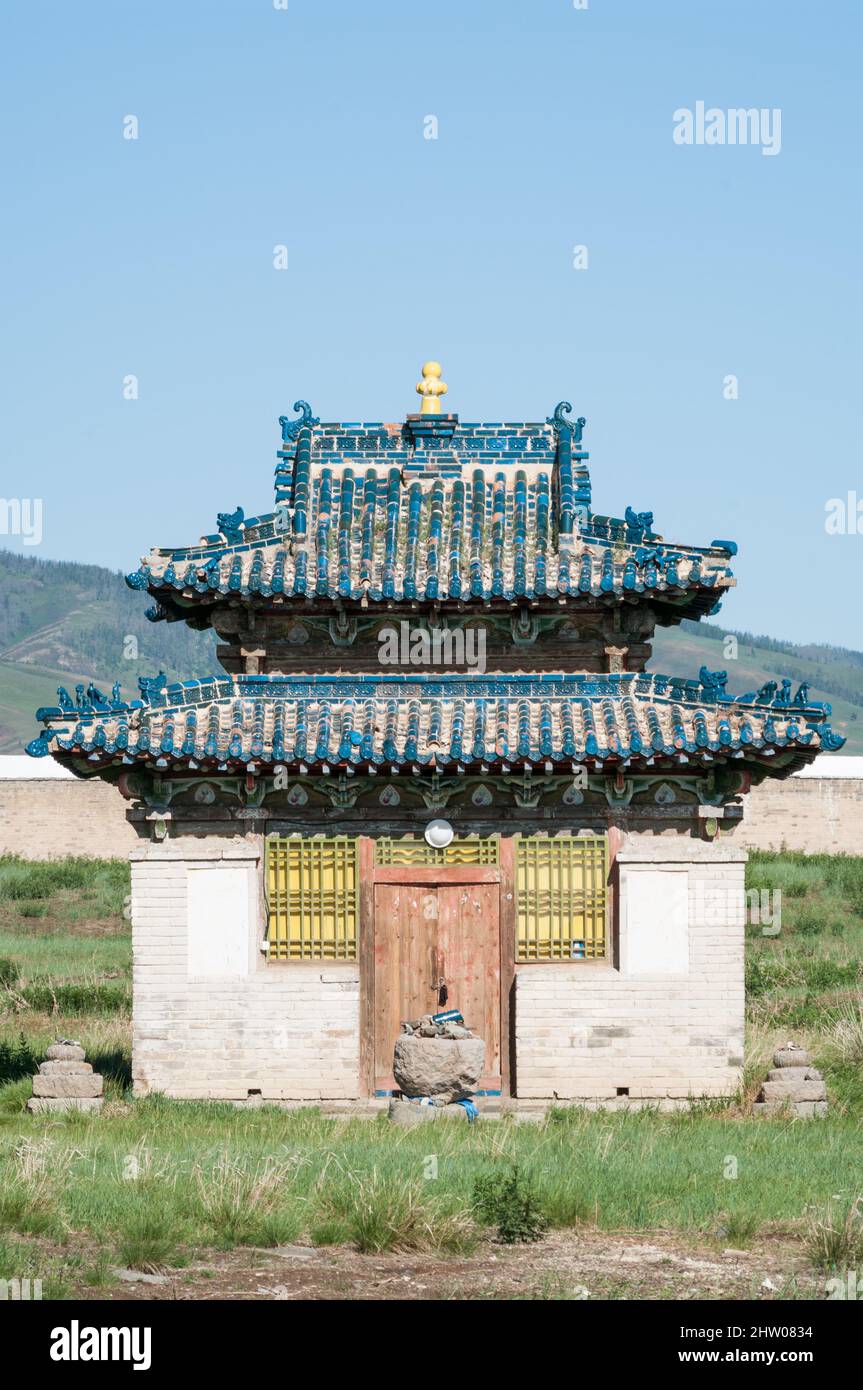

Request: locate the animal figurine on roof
(138, 672), (168, 703)
(87, 684), (111, 712)
(216, 506), (245, 542)
(546, 401), (586, 442)
(699, 666), (728, 697)
(279, 400), (320, 443)
(624, 507), (655, 540)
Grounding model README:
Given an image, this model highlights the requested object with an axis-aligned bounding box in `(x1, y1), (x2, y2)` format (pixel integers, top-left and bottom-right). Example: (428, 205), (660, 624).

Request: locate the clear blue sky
(1, 0), (860, 647)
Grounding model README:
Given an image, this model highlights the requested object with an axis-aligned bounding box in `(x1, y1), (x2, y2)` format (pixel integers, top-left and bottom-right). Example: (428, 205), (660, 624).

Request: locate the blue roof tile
(27, 672), (842, 775)
(124, 412), (736, 620)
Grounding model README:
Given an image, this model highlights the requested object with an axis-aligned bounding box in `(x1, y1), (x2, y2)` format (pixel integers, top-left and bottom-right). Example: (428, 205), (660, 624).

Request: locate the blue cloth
(401, 1094), (479, 1121)
(456, 1098), (479, 1122)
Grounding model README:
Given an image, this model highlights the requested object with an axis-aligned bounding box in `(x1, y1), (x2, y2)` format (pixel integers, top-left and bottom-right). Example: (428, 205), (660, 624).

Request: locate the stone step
(388, 1099), (474, 1126)
(766, 1067), (822, 1083)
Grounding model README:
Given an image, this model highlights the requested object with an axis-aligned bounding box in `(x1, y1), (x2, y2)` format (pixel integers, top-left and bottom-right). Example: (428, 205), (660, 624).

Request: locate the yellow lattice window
(516, 834), (607, 961)
(266, 836), (358, 960)
(375, 836), (499, 866)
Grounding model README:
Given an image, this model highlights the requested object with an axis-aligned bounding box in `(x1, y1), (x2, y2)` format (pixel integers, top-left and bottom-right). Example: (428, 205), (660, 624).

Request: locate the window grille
(374, 836), (499, 866)
(266, 836), (358, 960)
(515, 835), (607, 961)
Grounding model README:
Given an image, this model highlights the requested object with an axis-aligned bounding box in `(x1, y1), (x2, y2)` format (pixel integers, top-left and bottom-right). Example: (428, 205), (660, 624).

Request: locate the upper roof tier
(125, 398), (737, 628)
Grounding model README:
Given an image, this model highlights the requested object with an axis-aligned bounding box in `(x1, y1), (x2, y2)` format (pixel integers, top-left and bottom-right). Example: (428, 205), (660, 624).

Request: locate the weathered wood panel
(373, 873), (501, 1092)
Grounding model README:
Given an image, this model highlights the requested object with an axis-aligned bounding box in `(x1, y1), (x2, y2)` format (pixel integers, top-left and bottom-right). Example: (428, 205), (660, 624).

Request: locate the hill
(649, 621), (863, 754)
(0, 551), (218, 753)
(1, 550), (860, 754)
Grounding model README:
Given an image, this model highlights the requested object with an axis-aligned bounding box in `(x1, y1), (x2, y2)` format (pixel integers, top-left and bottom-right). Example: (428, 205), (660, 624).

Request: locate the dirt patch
(68, 1230), (824, 1302)
(0, 907), (125, 938)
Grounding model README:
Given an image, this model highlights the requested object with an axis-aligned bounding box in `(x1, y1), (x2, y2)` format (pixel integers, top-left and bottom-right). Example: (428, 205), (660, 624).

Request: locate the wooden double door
(369, 865), (503, 1095)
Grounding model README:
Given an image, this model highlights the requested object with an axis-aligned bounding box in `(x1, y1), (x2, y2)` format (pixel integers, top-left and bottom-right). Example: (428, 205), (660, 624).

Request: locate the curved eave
(140, 577), (734, 623)
(29, 672), (842, 783)
(41, 743), (822, 781)
(30, 723), (837, 782)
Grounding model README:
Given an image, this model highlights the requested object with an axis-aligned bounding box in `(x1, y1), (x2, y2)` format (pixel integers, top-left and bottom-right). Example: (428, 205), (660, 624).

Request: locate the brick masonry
(131, 836), (360, 1101)
(515, 841), (746, 1100)
(125, 828), (747, 1103)
(0, 762), (855, 1103)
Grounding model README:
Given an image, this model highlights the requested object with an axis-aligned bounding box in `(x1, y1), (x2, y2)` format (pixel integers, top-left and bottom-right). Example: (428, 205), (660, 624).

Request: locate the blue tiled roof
(26, 672), (843, 776)
(124, 412), (736, 621)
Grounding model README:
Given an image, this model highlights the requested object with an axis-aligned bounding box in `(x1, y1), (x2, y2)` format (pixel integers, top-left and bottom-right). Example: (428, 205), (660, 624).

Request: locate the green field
(1, 853), (862, 1301)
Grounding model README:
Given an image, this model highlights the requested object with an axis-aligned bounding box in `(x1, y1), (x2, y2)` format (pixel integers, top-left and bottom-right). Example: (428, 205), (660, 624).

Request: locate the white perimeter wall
(3, 756), (861, 859)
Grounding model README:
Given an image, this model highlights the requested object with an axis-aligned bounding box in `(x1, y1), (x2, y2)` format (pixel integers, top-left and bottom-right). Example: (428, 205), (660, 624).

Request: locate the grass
(0, 855), (128, 918)
(113, 1187), (184, 1271)
(313, 1166), (478, 1254)
(0, 1140), (65, 1237)
(0, 932), (130, 980)
(193, 1154), (304, 1249)
(12, 981), (130, 1016)
(744, 850), (863, 1112)
(804, 1197), (863, 1272)
(0, 1099), (858, 1260)
(0, 856), (131, 1032)
(0, 851), (860, 1287)
(473, 1165), (550, 1243)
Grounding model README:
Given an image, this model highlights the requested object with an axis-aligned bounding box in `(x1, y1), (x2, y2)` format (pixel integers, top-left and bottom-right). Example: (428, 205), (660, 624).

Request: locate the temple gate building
(27, 366), (844, 1106)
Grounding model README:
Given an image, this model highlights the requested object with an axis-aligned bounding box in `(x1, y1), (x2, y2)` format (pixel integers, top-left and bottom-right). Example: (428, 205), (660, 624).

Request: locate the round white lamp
(424, 818), (454, 849)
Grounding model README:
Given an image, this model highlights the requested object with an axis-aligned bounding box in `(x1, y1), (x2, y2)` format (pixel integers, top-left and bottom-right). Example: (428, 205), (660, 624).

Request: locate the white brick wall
(131, 837), (361, 1100)
(515, 841), (746, 1099)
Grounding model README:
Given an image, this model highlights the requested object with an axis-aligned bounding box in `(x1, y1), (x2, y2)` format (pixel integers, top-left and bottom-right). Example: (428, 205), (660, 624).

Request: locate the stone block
(752, 1098), (829, 1119)
(760, 1079), (826, 1103)
(38, 1060), (93, 1075)
(45, 1043), (86, 1062)
(26, 1097), (103, 1114)
(393, 1036), (485, 1101)
(793, 1101), (829, 1118)
(32, 1073), (104, 1099)
(387, 1098), (473, 1126)
(766, 1066), (821, 1083)
(773, 1048), (811, 1069)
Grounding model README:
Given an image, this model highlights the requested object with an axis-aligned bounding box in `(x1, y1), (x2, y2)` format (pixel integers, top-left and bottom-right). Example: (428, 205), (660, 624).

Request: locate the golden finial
(416, 360), (448, 415)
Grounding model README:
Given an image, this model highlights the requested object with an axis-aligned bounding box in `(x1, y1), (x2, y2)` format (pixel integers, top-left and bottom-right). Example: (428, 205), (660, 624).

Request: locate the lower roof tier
(27, 672), (844, 780)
